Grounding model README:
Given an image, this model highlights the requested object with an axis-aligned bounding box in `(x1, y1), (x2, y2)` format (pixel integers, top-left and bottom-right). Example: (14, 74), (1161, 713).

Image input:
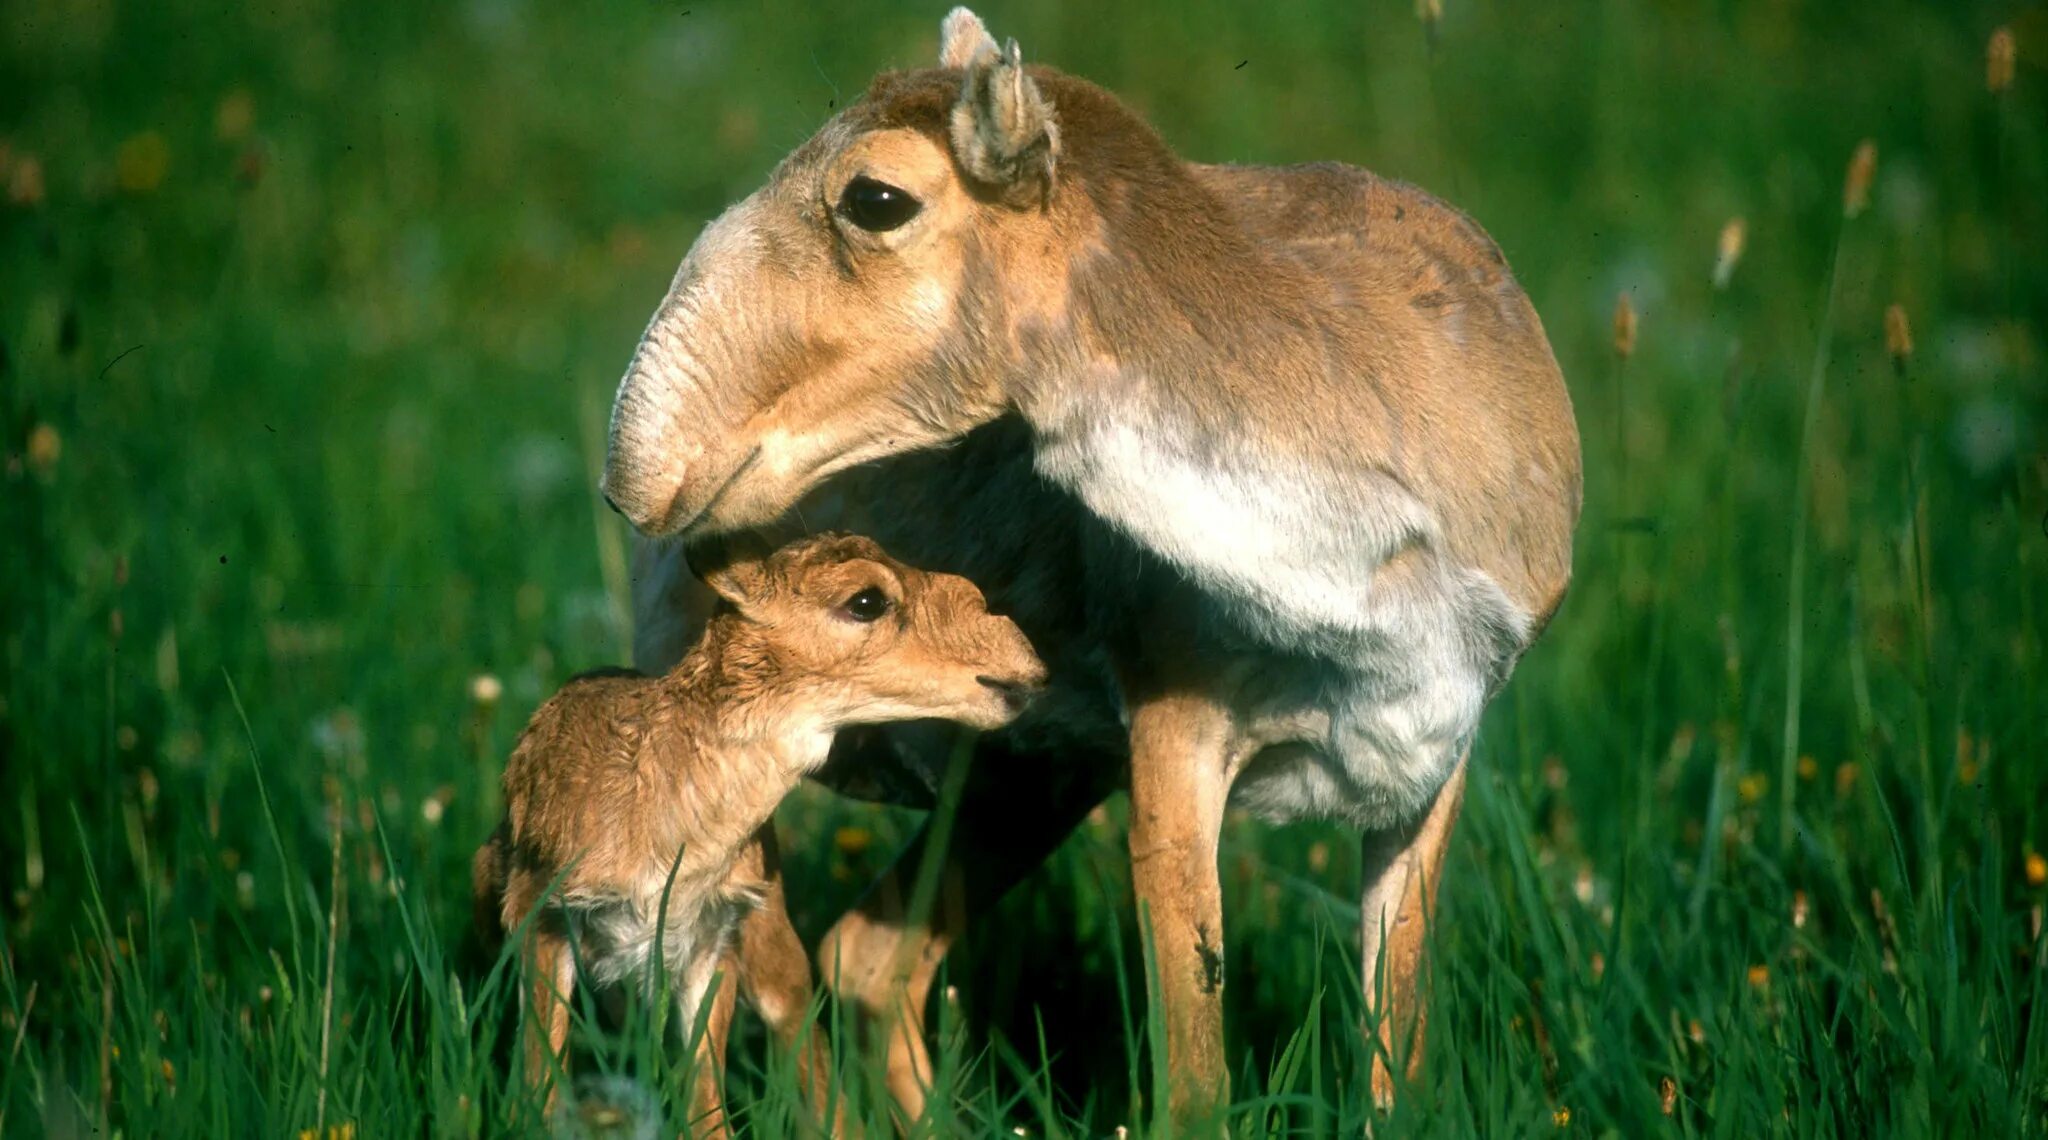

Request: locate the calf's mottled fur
(471, 532), (1045, 1131)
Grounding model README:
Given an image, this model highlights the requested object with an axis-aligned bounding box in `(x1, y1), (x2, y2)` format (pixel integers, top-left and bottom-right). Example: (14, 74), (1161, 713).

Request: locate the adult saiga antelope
(602, 7), (1580, 1123)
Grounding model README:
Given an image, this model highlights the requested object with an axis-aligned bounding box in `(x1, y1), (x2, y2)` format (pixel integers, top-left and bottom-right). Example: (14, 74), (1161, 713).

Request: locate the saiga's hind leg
(1358, 756), (1467, 1109)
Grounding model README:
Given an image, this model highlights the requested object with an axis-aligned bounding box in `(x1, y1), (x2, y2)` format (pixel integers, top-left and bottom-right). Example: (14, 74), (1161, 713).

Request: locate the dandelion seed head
(563, 1074), (660, 1140)
(1416, 0), (1444, 45)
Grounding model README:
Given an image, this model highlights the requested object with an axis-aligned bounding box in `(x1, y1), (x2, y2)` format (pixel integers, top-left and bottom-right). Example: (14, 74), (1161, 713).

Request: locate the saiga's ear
(685, 530), (776, 612)
(947, 25), (1059, 208)
(938, 6), (999, 69)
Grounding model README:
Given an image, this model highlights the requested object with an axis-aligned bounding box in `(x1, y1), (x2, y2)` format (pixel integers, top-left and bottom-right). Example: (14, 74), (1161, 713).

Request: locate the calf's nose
(976, 674), (1041, 716)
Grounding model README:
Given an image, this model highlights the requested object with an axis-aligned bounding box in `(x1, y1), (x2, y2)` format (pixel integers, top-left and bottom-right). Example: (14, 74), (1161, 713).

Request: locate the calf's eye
(838, 176), (922, 232)
(839, 587), (892, 623)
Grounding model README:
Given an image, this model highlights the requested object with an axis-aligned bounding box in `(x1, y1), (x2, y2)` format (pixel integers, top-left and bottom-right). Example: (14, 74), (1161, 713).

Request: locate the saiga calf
(472, 533), (1046, 1134)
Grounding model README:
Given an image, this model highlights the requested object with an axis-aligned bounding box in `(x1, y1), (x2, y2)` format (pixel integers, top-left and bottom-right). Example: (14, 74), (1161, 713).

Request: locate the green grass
(4, 1), (2046, 1135)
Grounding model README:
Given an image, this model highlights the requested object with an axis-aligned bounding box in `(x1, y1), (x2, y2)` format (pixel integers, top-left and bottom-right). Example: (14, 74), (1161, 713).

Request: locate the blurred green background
(4, 0), (2045, 1135)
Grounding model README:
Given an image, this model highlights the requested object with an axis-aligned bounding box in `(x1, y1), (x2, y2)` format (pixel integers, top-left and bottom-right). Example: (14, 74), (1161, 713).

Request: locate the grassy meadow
(4, 0), (2046, 1135)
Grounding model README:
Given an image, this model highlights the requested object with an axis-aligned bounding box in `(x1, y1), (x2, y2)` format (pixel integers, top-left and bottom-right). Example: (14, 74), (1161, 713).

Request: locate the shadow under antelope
(601, 6), (1582, 1125)
(470, 532), (1046, 1134)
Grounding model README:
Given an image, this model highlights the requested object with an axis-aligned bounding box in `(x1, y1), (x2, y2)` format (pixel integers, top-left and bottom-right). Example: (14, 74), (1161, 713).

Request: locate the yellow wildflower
(1711, 217), (1746, 290)
(1612, 294), (1638, 359)
(6, 153), (44, 206)
(1988, 28), (2015, 94)
(26, 423), (60, 475)
(216, 89), (256, 142)
(1843, 141), (1877, 219)
(1736, 772), (1768, 805)
(115, 132), (171, 195)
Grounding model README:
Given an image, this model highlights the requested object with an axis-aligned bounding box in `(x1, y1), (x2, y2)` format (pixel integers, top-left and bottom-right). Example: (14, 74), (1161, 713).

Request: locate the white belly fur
(565, 885), (758, 1023)
(1036, 402), (1530, 831)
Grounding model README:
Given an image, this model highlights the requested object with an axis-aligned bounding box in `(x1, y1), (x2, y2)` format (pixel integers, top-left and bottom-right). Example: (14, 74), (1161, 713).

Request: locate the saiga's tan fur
(601, 5), (1582, 1125)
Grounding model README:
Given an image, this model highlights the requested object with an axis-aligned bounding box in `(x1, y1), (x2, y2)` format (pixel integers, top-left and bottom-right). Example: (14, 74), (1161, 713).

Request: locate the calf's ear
(685, 530), (776, 612)
(948, 29), (1059, 208)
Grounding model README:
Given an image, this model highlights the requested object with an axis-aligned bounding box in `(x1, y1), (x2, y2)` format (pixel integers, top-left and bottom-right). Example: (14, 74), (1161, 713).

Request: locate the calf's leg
(728, 826), (851, 1135)
(522, 923), (576, 1118)
(817, 744), (1116, 1127)
(681, 960), (738, 1140)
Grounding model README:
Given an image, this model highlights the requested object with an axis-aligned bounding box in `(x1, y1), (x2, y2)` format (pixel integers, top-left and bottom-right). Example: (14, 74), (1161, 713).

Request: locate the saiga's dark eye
(839, 587), (892, 623)
(837, 176), (922, 232)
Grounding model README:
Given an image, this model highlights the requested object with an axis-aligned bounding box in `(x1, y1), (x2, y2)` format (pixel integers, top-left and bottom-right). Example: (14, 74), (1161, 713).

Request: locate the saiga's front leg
(1124, 688), (1237, 1128)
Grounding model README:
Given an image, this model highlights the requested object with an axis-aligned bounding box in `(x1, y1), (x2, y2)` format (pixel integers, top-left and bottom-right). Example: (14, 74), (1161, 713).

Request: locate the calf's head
(696, 531), (1047, 731)
(602, 8), (1080, 538)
